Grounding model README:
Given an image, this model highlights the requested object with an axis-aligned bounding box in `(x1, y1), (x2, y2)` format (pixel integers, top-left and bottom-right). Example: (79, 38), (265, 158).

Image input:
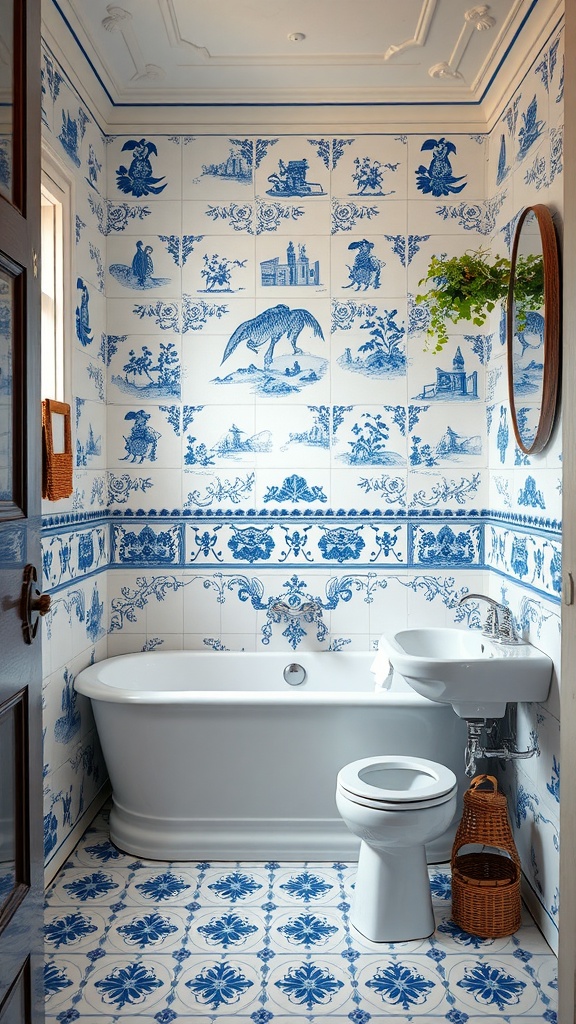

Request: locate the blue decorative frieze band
(111, 523), (184, 566)
(104, 514), (485, 570)
(184, 521), (408, 567)
(409, 523), (483, 568)
(42, 526), (109, 590)
(41, 507), (560, 585)
(108, 507), (485, 519)
(42, 511), (109, 529)
(485, 510), (561, 536)
(486, 523), (561, 599)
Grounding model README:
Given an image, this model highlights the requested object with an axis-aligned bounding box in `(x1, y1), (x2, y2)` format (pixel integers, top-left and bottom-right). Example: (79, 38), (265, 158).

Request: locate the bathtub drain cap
(284, 663), (306, 686)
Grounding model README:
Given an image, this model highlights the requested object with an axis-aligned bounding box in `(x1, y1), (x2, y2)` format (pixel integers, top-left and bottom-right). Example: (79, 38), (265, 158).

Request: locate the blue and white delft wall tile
(484, 23), (563, 951)
(486, 525), (561, 599)
(38, 19), (564, 922)
(42, 612), (108, 876)
(107, 135), (182, 202)
(500, 757), (560, 943)
(42, 526), (109, 590)
(41, 41), (110, 882)
(103, 568), (488, 658)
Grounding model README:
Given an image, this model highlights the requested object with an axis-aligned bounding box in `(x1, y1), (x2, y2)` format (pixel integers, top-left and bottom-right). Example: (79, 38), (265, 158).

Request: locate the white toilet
(336, 755), (458, 942)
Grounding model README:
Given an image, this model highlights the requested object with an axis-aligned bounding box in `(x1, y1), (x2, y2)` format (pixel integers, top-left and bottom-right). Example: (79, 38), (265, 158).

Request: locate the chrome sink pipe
(457, 598), (536, 773)
(458, 592), (521, 644)
(464, 718), (540, 777)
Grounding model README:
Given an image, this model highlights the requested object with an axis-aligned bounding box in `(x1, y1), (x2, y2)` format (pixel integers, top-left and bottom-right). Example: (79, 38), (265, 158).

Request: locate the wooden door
(0, 1), (44, 1021)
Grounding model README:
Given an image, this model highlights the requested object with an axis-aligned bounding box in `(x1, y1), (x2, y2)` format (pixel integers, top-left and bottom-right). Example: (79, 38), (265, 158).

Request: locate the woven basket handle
(468, 774), (499, 794)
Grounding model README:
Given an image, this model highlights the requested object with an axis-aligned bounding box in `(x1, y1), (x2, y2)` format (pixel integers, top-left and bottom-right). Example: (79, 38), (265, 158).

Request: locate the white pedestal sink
(382, 627), (553, 718)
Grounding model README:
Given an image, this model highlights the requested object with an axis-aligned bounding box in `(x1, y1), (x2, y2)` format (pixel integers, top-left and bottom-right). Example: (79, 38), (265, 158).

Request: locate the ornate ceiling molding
(384, 0), (438, 60)
(157, 0), (211, 62)
(157, 0), (422, 67)
(429, 4), (495, 81)
(102, 5), (164, 81)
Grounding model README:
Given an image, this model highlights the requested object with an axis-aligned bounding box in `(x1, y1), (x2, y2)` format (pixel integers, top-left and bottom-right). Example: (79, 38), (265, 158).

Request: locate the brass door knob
(21, 564), (51, 644)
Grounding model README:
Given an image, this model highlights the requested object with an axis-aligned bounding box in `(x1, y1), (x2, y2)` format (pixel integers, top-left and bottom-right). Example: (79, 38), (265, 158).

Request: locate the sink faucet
(458, 593), (521, 645)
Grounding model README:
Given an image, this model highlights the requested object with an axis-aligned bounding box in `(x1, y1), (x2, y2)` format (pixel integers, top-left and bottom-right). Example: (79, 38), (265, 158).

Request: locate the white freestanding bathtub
(75, 651), (468, 861)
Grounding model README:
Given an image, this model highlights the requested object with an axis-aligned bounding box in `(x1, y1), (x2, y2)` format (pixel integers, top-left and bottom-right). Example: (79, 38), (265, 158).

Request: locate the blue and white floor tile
(45, 806), (557, 1023)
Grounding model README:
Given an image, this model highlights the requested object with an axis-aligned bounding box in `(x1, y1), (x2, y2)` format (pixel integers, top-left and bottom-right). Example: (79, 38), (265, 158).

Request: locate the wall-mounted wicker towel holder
(42, 399), (73, 500)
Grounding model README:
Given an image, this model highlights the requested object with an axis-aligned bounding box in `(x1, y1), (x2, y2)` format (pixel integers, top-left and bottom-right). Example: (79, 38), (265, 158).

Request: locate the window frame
(40, 144), (74, 404)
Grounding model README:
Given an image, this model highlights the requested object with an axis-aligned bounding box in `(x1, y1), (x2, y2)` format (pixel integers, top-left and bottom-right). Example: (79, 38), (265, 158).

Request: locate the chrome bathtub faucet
(270, 600), (320, 617)
(458, 592), (521, 644)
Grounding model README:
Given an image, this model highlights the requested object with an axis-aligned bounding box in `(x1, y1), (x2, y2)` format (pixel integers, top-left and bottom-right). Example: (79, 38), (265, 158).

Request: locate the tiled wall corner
(485, 22), (564, 950)
(41, 40), (110, 881)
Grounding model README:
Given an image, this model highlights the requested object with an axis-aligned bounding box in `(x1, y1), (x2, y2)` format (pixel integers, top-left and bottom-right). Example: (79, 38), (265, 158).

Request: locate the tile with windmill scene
(254, 138), (330, 203)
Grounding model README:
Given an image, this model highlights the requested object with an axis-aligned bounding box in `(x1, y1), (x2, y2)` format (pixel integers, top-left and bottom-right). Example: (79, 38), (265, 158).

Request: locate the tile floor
(44, 805), (557, 1023)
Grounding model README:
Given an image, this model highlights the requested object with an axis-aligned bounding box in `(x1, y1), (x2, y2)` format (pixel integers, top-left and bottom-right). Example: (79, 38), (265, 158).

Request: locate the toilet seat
(337, 755), (457, 811)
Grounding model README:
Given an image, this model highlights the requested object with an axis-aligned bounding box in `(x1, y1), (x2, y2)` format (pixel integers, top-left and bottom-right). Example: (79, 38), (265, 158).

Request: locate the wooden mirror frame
(506, 204), (561, 455)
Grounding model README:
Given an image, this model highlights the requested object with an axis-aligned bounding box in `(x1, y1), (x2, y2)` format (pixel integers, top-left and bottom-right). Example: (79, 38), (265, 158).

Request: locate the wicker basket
(451, 774), (521, 938)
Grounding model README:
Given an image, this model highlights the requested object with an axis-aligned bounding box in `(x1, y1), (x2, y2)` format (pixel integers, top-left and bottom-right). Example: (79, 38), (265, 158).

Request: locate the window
(40, 149), (72, 402)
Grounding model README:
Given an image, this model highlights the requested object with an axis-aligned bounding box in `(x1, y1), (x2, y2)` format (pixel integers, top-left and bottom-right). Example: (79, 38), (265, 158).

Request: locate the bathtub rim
(74, 650), (449, 708)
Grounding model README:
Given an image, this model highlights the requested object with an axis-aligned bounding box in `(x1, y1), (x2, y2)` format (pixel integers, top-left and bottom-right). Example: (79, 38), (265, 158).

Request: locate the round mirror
(506, 204), (560, 454)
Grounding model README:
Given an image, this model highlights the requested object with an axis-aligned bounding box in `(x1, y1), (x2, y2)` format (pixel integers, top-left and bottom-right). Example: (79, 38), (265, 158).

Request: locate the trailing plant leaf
(415, 248), (543, 353)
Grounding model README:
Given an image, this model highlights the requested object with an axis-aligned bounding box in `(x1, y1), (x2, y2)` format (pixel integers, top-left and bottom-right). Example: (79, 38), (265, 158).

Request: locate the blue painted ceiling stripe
(479, 4), (563, 105)
(50, 0), (115, 106)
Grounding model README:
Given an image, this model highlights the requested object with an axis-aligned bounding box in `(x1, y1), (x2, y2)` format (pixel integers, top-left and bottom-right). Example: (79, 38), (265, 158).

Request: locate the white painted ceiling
(51, 0), (558, 109)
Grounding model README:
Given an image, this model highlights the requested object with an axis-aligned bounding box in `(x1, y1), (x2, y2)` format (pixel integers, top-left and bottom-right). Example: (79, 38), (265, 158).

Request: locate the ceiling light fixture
(287, 32), (306, 42)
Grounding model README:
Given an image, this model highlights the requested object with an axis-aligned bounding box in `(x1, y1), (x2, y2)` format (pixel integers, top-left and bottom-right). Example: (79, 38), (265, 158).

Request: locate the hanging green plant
(415, 247), (544, 353)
